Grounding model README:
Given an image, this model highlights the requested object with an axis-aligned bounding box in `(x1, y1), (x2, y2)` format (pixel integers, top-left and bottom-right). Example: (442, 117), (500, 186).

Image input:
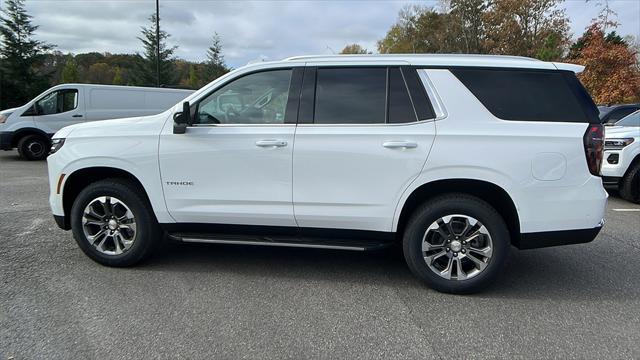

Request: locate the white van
(0, 84), (194, 160)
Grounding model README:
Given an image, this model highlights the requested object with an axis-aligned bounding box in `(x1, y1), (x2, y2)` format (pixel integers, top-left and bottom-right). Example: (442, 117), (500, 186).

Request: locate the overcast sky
(15, 0), (640, 68)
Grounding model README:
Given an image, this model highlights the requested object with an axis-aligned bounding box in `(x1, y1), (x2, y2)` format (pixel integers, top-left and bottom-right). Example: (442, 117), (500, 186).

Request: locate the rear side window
(451, 68), (599, 123)
(388, 68), (417, 123)
(314, 68), (386, 124)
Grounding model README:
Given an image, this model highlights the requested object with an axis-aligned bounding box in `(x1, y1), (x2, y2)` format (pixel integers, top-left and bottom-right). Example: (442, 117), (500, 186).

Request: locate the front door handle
(383, 141), (418, 149)
(72, 114), (83, 118)
(255, 139), (288, 147)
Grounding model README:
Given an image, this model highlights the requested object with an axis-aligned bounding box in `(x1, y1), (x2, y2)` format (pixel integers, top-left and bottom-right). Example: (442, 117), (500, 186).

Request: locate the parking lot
(1, 150), (639, 359)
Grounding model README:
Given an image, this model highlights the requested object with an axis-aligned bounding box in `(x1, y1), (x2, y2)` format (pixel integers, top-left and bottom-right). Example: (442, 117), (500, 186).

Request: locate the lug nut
(446, 248), (450, 252)
(453, 252), (458, 257)
(462, 249), (466, 253)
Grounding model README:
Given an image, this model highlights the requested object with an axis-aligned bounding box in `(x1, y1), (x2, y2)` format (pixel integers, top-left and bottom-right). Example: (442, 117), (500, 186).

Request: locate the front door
(159, 68), (301, 227)
(32, 87), (84, 134)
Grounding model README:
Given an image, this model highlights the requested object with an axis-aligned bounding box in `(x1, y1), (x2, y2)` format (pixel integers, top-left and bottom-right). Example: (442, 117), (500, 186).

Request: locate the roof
(279, 54), (582, 72)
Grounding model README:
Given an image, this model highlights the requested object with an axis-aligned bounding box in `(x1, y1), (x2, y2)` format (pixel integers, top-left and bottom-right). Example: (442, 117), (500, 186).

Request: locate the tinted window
(35, 89), (78, 115)
(616, 111), (640, 127)
(388, 68), (417, 123)
(196, 70), (291, 125)
(608, 108), (637, 122)
(314, 68), (386, 124)
(451, 69), (599, 123)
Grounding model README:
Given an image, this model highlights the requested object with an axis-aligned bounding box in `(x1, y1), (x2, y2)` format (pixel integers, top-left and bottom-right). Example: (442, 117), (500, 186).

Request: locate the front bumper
(514, 223), (603, 250)
(0, 131), (13, 150)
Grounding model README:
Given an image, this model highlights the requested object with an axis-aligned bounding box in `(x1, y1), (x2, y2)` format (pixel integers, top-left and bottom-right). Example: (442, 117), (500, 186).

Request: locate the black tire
(619, 161), (640, 204)
(403, 194), (510, 294)
(17, 134), (49, 160)
(70, 178), (161, 266)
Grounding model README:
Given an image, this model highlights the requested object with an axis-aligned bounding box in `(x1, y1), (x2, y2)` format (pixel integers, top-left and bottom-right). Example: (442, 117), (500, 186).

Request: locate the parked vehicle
(47, 55), (607, 294)
(602, 110), (640, 203)
(598, 103), (640, 125)
(0, 84), (193, 160)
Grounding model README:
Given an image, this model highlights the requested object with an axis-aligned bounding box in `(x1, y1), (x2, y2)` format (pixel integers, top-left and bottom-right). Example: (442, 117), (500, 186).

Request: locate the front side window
(195, 69), (292, 125)
(34, 89), (78, 115)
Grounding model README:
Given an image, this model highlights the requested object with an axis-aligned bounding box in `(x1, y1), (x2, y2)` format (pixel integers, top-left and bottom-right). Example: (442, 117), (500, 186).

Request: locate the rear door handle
(72, 114), (83, 118)
(255, 139), (288, 147)
(383, 141), (417, 149)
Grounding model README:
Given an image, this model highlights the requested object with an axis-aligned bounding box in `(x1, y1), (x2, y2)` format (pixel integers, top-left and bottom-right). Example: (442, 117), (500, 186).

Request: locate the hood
(0, 106), (20, 115)
(53, 116), (146, 139)
(605, 126), (640, 138)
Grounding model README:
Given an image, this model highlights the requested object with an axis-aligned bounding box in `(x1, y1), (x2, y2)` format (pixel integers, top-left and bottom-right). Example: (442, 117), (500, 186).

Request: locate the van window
(314, 68), (386, 124)
(35, 89), (78, 115)
(195, 69), (292, 125)
(451, 69), (599, 123)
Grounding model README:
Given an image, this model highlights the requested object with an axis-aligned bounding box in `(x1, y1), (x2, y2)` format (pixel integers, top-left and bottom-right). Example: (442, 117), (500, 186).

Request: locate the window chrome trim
(417, 69), (447, 120)
(189, 123), (296, 128)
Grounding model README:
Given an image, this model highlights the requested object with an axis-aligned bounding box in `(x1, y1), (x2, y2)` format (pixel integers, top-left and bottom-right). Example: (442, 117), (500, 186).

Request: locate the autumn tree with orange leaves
(569, 25), (640, 104)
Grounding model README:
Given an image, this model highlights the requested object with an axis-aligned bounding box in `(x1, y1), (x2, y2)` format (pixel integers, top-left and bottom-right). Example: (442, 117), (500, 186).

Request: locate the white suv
(602, 110), (640, 203)
(47, 55), (608, 293)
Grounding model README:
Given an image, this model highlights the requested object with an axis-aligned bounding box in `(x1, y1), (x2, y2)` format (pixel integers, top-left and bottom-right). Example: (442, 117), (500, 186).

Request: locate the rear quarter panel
(393, 69), (607, 233)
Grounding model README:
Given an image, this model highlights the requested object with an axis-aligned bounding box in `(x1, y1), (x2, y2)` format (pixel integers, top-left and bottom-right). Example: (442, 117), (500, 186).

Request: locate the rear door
(292, 66), (437, 232)
(32, 87), (84, 134)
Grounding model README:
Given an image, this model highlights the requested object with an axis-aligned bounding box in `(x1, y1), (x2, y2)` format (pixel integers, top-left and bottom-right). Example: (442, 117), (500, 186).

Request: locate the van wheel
(620, 162), (640, 204)
(403, 194), (510, 294)
(17, 134), (49, 160)
(70, 179), (161, 267)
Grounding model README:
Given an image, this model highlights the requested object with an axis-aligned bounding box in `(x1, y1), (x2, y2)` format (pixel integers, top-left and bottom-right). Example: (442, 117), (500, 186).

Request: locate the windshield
(615, 111), (640, 127)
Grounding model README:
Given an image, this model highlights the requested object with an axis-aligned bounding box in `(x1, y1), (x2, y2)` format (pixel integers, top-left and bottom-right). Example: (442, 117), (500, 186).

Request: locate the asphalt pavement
(1, 150), (639, 359)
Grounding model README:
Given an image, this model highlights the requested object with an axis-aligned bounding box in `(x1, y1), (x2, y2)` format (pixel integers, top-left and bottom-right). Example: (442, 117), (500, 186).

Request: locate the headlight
(50, 138), (65, 154)
(0, 114), (9, 124)
(604, 138), (634, 150)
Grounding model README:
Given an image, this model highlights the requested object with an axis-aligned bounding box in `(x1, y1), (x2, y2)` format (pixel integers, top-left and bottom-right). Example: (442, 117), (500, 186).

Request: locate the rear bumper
(514, 223), (603, 250)
(0, 131), (13, 150)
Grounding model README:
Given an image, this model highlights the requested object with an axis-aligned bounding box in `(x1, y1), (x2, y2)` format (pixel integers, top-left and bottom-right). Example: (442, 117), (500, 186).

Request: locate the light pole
(155, 0), (160, 87)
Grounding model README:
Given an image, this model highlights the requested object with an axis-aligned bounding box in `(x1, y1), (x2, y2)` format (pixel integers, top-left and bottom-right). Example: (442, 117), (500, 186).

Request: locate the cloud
(20, 0), (640, 68)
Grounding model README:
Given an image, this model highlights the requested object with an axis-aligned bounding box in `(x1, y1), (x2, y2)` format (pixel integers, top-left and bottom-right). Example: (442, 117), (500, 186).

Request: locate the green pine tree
(132, 13), (177, 87)
(205, 33), (228, 81)
(0, 0), (54, 109)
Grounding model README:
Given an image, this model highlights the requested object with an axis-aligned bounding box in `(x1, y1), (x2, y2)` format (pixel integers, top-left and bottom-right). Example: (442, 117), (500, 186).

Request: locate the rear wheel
(620, 161), (640, 204)
(70, 179), (160, 266)
(403, 194), (510, 294)
(17, 134), (49, 160)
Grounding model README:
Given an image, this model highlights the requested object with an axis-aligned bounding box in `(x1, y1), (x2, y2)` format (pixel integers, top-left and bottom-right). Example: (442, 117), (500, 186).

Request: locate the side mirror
(173, 101), (191, 134)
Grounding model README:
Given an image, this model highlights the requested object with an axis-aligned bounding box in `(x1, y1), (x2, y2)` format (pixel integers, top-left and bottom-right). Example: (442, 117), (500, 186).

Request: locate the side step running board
(169, 233), (393, 252)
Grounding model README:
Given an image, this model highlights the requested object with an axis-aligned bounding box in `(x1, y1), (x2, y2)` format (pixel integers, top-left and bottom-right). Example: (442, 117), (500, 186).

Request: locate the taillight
(583, 124), (604, 176)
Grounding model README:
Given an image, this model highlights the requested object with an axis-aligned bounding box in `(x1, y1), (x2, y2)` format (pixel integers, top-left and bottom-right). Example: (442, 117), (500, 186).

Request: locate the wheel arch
(394, 178), (521, 247)
(60, 167), (153, 230)
(11, 127), (51, 147)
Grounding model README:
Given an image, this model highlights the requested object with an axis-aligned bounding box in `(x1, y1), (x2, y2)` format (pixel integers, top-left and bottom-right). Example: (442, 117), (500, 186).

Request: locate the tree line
(0, 0), (229, 109)
(1, 0), (639, 110)
(340, 0), (640, 104)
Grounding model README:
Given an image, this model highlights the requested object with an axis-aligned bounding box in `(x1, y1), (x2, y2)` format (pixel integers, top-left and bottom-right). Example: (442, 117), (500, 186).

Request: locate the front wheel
(403, 194), (510, 294)
(619, 162), (640, 204)
(70, 179), (161, 266)
(17, 134), (49, 160)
